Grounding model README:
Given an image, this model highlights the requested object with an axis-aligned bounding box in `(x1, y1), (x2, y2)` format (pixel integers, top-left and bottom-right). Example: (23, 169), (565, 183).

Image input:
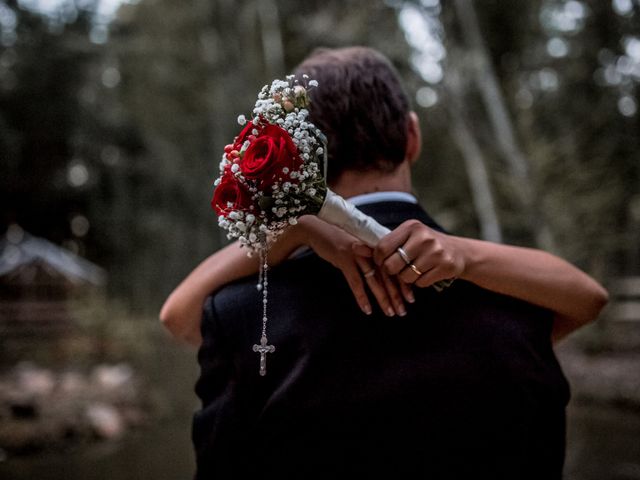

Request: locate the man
(190, 47), (603, 479)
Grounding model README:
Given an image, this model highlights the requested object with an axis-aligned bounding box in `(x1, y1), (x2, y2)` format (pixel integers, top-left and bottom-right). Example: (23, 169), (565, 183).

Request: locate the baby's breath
(215, 76), (326, 251)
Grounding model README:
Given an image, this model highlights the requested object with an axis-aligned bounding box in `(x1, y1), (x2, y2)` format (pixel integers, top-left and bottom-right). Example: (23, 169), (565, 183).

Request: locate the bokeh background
(0, 0), (639, 478)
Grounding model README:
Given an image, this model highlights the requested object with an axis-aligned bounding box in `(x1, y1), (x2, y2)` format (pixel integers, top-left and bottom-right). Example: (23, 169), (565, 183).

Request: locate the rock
(15, 364), (55, 398)
(85, 403), (125, 439)
(0, 362), (150, 455)
(91, 363), (133, 391)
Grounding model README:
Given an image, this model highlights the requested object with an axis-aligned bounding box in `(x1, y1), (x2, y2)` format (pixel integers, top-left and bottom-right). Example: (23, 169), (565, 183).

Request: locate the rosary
(253, 248), (275, 376)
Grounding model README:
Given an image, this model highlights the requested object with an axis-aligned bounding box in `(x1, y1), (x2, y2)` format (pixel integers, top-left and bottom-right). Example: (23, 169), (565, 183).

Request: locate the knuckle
(419, 231), (434, 245)
(443, 256), (456, 272)
(383, 259), (395, 273)
(406, 219), (421, 230)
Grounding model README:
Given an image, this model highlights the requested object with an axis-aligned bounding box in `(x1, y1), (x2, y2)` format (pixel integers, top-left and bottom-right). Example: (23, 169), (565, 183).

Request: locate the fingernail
(386, 307), (395, 317)
(363, 305), (372, 315)
(407, 292), (415, 303)
(398, 306), (407, 316)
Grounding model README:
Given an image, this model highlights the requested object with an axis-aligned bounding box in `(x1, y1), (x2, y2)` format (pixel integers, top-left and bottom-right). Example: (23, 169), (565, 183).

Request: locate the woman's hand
(369, 220), (465, 287)
(297, 216), (414, 317)
(366, 219), (609, 343)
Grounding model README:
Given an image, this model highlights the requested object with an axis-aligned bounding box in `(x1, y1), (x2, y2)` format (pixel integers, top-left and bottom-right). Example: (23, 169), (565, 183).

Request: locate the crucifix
(253, 335), (275, 376)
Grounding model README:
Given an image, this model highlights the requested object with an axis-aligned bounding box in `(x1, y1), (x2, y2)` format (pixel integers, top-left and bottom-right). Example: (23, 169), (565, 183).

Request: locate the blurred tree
(0, 1), (98, 245)
(396, 0), (639, 280)
(1, 0), (638, 315)
(104, 0), (416, 310)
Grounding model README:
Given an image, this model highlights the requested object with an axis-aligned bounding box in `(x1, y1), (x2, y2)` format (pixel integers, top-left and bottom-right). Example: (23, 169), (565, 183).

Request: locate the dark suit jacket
(193, 201), (570, 480)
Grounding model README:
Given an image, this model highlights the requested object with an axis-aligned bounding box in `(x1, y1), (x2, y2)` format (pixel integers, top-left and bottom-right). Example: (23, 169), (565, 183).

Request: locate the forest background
(0, 0), (639, 478)
(2, 0), (638, 310)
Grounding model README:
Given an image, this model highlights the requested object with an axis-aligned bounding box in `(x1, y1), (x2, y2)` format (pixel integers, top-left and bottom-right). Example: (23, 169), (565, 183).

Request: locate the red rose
(240, 124), (302, 187)
(232, 121), (256, 151)
(211, 170), (254, 217)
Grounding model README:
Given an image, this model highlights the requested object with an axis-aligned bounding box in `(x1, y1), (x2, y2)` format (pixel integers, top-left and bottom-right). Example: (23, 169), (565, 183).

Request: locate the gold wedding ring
(409, 264), (423, 277)
(396, 247), (411, 265)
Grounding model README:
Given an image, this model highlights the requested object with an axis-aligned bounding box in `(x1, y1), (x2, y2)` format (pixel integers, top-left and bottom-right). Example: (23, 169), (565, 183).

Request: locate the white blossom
(215, 76), (326, 250)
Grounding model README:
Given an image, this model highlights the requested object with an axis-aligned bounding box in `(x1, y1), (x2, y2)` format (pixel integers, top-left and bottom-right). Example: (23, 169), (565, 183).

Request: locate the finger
(382, 249), (410, 276)
(399, 280), (415, 304)
(373, 221), (415, 266)
(352, 242), (373, 258)
(415, 266), (449, 289)
(342, 263), (372, 315)
(398, 262), (432, 284)
(356, 257), (395, 317)
(380, 270), (407, 317)
(394, 232), (438, 283)
(382, 228), (430, 276)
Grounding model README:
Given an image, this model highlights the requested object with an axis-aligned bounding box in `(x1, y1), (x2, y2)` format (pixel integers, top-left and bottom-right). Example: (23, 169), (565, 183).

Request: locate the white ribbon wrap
(317, 189), (391, 247)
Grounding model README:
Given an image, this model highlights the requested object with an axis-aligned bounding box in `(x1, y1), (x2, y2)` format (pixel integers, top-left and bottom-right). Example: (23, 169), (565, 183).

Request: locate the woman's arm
(160, 241), (255, 346)
(159, 228), (306, 346)
(370, 220), (609, 343)
(160, 217), (410, 346)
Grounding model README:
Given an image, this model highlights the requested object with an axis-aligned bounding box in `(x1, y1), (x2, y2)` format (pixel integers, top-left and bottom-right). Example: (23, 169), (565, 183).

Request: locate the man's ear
(405, 111), (422, 166)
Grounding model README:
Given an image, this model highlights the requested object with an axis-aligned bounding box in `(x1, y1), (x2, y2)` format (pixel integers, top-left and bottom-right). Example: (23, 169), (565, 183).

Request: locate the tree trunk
(452, 0), (556, 251)
(257, 0), (285, 79)
(445, 71), (503, 243)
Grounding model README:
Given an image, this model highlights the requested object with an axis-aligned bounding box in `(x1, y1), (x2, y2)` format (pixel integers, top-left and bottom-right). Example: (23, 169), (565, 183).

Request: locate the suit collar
(356, 201), (446, 233)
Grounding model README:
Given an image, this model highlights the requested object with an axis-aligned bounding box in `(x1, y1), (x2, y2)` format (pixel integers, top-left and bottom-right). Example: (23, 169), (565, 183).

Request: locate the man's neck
(330, 161), (413, 198)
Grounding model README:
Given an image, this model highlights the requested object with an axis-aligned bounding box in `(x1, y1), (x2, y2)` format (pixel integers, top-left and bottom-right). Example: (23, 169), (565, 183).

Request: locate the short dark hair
(294, 47), (411, 185)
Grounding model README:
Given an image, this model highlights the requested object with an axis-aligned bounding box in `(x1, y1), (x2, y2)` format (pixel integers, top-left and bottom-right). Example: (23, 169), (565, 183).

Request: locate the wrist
(448, 235), (476, 282)
(454, 236), (490, 283)
(294, 215), (320, 250)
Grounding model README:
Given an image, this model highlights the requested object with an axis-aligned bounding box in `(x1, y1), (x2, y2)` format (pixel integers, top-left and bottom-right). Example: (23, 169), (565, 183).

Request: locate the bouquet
(212, 75), (393, 252)
(211, 75), (450, 375)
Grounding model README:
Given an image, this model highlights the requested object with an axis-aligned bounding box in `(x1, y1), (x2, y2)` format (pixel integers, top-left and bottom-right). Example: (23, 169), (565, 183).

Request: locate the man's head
(294, 47), (417, 186)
